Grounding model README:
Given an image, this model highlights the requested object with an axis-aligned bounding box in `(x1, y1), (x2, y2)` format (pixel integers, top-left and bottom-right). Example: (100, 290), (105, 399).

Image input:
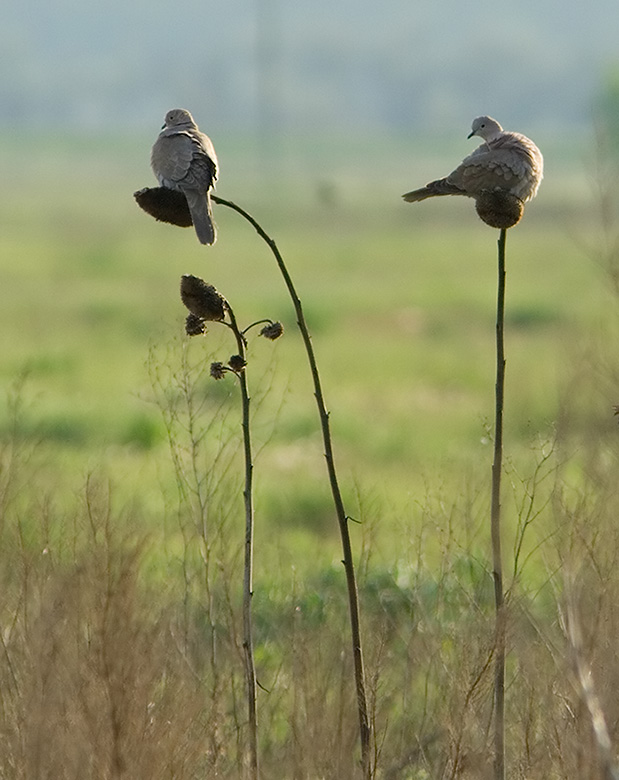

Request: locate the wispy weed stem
(564, 586), (619, 780)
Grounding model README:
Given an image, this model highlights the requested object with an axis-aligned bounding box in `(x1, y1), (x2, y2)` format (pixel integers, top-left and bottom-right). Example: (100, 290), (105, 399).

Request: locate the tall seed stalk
(226, 303), (259, 780)
(475, 191), (523, 780)
(135, 184), (371, 775)
(212, 195), (372, 778)
(180, 275), (272, 780)
(491, 228), (507, 780)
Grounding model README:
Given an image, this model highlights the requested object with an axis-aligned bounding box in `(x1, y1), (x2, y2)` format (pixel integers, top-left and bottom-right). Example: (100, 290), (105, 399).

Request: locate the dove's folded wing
(151, 134), (194, 186)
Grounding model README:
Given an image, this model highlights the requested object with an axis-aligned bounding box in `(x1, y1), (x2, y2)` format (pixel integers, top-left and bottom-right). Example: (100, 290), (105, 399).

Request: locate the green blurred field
(0, 130), (612, 544)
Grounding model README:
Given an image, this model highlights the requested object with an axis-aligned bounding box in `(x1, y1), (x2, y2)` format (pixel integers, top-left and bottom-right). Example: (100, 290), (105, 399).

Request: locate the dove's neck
(482, 129), (503, 143)
(162, 121), (196, 135)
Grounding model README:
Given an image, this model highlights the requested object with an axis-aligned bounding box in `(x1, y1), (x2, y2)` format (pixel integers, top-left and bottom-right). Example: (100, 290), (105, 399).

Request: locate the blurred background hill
(3, 0), (619, 140)
(4, 0), (619, 214)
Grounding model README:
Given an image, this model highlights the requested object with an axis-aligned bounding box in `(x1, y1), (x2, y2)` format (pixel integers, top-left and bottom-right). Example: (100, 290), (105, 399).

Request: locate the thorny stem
(213, 195), (372, 778)
(225, 301), (259, 780)
(491, 228), (507, 780)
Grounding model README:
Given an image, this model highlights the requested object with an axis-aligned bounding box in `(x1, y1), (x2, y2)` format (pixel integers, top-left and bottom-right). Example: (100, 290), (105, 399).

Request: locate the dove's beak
(467, 131), (475, 139)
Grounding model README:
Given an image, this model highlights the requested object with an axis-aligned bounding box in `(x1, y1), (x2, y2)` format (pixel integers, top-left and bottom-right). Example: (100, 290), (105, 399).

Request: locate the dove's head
(468, 116), (503, 142)
(162, 108), (196, 129)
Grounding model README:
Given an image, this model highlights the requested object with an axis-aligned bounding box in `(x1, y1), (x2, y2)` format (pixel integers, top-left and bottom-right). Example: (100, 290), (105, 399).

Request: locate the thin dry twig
(563, 585), (619, 780)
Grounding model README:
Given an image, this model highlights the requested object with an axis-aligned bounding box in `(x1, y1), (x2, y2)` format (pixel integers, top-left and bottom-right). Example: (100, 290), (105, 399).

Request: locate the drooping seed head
(228, 354), (247, 372)
(260, 321), (284, 341)
(210, 362), (227, 380)
(180, 275), (226, 321)
(134, 187), (192, 227)
(185, 313), (206, 336)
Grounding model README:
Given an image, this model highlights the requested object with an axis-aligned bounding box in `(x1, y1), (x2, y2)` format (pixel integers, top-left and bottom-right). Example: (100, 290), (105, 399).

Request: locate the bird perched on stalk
(402, 116), (543, 206)
(151, 108), (218, 245)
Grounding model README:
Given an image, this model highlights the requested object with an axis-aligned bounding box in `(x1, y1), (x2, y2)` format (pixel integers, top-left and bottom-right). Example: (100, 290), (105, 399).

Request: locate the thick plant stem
(226, 304), (259, 780)
(491, 228), (507, 780)
(213, 195), (372, 778)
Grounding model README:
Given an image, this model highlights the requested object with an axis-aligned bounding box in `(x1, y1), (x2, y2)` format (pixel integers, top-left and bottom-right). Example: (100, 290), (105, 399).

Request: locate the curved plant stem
(213, 195), (372, 778)
(491, 228), (507, 780)
(242, 318), (274, 336)
(225, 304), (259, 780)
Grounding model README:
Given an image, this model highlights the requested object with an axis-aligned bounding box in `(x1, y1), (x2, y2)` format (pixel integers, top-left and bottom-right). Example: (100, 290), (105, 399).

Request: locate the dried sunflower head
(180, 275), (226, 321)
(475, 189), (524, 229)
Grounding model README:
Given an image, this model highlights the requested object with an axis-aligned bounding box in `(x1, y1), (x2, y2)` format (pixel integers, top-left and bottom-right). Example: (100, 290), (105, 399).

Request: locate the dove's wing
(152, 133), (193, 185)
(447, 134), (542, 202)
(448, 148), (522, 194)
(152, 131), (217, 191)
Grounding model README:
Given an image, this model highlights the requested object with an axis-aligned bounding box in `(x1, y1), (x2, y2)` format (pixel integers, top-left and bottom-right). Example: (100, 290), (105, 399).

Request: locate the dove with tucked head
(402, 116), (543, 205)
(151, 109), (218, 245)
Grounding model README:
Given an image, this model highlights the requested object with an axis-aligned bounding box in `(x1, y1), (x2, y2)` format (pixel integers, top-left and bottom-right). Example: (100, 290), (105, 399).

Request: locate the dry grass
(2, 277), (619, 780)
(4, 415), (619, 779)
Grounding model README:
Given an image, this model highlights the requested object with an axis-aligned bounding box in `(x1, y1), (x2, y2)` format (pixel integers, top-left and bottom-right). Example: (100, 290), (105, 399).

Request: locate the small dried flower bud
(475, 189), (524, 229)
(228, 354), (247, 372)
(185, 313), (206, 336)
(134, 187), (193, 227)
(180, 275), (226, 321)
(210, 362), (227, 380)
(260, 321), (284, 341)
(613, 404), (619, 418)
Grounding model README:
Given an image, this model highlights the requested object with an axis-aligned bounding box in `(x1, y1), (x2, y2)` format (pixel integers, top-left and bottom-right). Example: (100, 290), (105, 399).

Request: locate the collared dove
(402, 116), (543, 205)
(151, 109), (218, 245)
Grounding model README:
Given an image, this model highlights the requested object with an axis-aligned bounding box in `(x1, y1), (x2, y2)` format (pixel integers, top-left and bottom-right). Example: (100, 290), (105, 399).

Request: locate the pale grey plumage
(151, 108), (218, 245)
(403, 116), (543, 205)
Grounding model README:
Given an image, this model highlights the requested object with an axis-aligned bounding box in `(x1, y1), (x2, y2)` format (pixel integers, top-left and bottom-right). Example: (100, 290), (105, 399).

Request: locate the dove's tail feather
(402, 178), (465, 202)
(185, 190), (216, 245)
